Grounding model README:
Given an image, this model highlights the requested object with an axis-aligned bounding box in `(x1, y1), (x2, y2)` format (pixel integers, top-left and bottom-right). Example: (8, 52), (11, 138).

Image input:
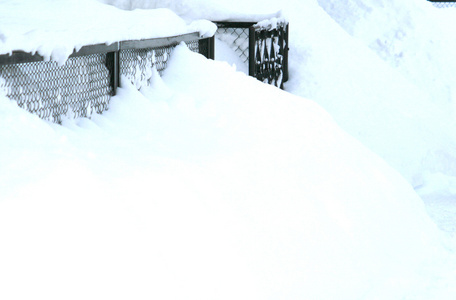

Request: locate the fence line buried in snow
(0, 18), (290, 124)
(0, 33), (215, 124)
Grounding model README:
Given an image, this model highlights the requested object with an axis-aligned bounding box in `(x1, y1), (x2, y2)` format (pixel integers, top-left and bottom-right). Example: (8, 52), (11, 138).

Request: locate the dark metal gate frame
(215, 21), (289, 89)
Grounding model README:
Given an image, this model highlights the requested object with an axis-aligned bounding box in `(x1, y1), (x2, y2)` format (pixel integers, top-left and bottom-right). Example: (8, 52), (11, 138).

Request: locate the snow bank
(2, 0), (456, 298)
(252, 0), (456, 190)
(97, 0), (282, 22)
(97, 0), (456, 192)
(1, 44), (454, 299)
(317, 0), (456, 109)
(0, 0), (216, 64)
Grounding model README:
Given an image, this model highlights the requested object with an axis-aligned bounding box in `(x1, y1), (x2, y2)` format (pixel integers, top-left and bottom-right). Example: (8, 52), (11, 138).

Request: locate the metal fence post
(199, 36), (215, 60)
(249, 26), (256, 78)
(106, 50), (120, 96)
(283, 23), (289, 83)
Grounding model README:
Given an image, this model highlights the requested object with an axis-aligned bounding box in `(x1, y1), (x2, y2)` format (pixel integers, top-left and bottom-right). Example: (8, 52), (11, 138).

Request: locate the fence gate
(215, 20), (289, 89)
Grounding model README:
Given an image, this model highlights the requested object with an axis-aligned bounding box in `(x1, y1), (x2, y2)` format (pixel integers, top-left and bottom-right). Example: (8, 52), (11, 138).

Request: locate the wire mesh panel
(0, 35), (213, 124)
(430, 2), (456, 8)
(0, 53), (112, 123)
(214, 21), (289, 89)
(120, 40), (202, 90)
(216, 27), (250, 64)
(187, 40), (201, 54)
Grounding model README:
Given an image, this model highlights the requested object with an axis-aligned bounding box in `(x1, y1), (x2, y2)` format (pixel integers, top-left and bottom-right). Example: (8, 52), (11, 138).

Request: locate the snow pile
(237, 0), (456, 193)
(97, 0), (282, 21)
(0, 0), (216, 64)
(1, 44), (455, 299)
(2, 0), (456, 298)
(317, 0), (456, 108)
(98, 0), (456, 193)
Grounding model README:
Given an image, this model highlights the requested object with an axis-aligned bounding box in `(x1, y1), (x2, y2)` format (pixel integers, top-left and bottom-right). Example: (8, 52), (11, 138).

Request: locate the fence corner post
(199, 36), (215, 60)
(249, 26), (256, 78)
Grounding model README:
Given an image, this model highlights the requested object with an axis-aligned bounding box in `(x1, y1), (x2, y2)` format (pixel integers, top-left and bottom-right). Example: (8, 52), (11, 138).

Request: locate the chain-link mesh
(0, 39), (203, 123)
(430, 2), (456, 8)
(214, 22), (288, 89)
(120, 40), (200, 89)
(186, 40), (201, 54)
(216, 27), (250, 64)
(0, 54), (112, 123)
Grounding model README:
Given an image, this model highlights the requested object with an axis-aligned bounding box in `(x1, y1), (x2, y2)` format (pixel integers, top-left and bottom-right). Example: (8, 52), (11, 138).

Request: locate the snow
(0, 0), (216, 64)
(274, 1), (456, 188)
(97, 0), (282, 22)
(2, 44), (454, 299)
(2, 0), (456, 299)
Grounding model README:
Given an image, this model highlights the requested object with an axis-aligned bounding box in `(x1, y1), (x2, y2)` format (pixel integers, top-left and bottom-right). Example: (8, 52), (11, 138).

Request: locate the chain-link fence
(0, 54), (112, 122)
(214, 20), (289, 89)
(216, 26), (250, 64)
(0, 34), (214, 123)
(120, 40), (201, 90)
(429, 1), (456, 8)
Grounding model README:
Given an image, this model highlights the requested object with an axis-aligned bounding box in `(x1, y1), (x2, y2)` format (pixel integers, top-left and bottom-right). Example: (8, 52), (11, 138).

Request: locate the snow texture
(2, 0), (456, 299)
(0, 0), (216, 64)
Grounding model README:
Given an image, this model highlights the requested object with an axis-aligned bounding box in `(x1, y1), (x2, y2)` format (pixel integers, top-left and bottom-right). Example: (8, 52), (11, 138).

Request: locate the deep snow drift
(2, 0), (456, 299)
(97, 0), (281, 21)
(310, 0), (456, 182)
(101, 0), (456, 235)
(97, 0), (456, 199)
(1, 44), (455, 300)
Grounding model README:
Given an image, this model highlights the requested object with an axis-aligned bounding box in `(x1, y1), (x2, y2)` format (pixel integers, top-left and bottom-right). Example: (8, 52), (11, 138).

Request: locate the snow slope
(1, 0), (456, 299)
(97, 0), (281, 21)
(1, 44), (455, 299)
(279, 0), (456, 188)
(101, 0), (456, 193)
(308, 0), (456, 185)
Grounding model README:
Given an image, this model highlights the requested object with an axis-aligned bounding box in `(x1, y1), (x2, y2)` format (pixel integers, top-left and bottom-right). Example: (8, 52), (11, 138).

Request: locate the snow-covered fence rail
(0, 33), (215, 124)
(215, 19), (289, 89)
(428, 0), (456, 8)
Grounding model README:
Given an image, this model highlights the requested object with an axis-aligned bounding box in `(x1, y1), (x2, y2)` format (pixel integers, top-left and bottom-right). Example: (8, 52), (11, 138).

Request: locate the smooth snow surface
(97, 0), (282, 21)
(1, 44), (455, 299)
(306, 0), (456, 178)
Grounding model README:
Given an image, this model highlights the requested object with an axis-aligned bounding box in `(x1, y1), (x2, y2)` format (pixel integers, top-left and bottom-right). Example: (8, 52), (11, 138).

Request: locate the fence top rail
(120, 32), (201, 50)
(0, 32), (204, 66)
(214, 19), (288, 31)
(214, 22), (257, 29)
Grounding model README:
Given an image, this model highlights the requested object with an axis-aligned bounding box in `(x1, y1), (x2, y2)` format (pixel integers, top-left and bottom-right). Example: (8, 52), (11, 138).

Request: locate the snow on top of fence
(0, 0), (216, 65)
(254, 18), (288, 31)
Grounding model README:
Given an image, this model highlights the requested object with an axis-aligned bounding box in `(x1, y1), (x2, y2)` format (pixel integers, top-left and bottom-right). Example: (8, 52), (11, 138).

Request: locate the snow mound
(97, 0), (282, 21)
(255, 0), (456, 190)
(0, 0), (216, 64)
(0, 44), (454, 299)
